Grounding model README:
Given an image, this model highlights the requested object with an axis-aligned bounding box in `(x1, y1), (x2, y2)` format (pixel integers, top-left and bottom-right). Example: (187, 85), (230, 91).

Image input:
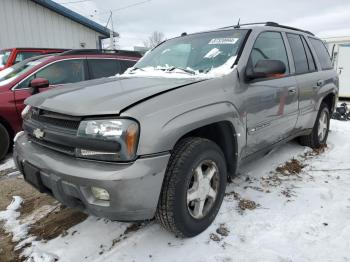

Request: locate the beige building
(0, 0), (117, 49)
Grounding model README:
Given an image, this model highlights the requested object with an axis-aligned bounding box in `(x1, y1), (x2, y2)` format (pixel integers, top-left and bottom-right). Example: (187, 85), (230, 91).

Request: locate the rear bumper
(14, 133), (170, 221)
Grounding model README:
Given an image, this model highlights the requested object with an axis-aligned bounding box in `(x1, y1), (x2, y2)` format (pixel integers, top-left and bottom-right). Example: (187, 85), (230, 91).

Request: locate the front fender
(121, 74), (245, 158)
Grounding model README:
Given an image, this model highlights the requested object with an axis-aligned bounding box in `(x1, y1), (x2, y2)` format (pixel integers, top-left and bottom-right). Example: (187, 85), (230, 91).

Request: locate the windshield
(0, 50), (12, 68)
(0, 57), (47, 86)
(133, 29), (248, 77)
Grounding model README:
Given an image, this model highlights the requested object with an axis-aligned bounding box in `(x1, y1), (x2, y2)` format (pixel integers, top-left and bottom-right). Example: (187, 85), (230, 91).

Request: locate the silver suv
(14, 22), (338, 237)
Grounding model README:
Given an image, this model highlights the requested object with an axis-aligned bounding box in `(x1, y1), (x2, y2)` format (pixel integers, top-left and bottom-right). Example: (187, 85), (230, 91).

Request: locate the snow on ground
(0, 155), (15, 171)
(1, 120), (350, 262)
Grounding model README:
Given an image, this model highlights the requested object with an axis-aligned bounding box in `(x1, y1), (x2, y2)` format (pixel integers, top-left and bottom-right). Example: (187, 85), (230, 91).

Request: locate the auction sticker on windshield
(208, 38), (239, 45)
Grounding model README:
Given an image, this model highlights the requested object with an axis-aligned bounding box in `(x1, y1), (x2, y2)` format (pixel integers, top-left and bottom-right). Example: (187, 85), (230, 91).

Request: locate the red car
(0, 49), (141, 160)
(0, 48), (67, 71)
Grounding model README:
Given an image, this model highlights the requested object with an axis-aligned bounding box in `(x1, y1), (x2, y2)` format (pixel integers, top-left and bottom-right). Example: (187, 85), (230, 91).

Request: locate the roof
(30, 0), (118, 38)
(323, 36), (350, 44)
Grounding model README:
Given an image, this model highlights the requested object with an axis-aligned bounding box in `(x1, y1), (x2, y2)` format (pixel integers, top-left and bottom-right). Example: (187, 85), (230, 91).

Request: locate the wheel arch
(175, 121), (238, 177)
(321, 92), (336, 113)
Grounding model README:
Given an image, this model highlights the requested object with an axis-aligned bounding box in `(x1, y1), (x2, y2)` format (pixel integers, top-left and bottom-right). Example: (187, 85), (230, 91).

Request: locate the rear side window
(119, 60), (137, 72)
(88, 59), (121, 79)
(287, 33), (309, 74)
(287, 34), (316, 74)
(301, 36), (316, 72)
(309, 38), (333, 70)
(248, 31), (290, 75)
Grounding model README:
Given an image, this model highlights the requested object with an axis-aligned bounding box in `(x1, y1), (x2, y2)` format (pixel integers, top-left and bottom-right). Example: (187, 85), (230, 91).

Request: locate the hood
(25, 77), (205, 116)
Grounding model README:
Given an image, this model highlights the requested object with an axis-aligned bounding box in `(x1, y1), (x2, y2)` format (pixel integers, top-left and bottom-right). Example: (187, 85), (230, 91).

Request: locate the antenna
(237, 18), (241, 28)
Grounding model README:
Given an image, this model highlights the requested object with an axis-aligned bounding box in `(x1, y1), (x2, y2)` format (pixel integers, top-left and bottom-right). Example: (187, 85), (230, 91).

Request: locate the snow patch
(120, 55), (237, 80)
(0, 157), (15, 171)
(204, 48), (222, 58)
(0, 196), (27, 242)
(25, 251), (59, 262)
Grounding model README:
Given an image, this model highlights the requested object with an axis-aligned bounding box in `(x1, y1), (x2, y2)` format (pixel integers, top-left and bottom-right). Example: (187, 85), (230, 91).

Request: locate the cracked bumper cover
(14, 133), (170, 221)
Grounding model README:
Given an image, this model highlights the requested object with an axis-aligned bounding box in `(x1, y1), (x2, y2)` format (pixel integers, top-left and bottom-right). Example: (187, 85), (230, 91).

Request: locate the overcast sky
(55, 0), (350, 49)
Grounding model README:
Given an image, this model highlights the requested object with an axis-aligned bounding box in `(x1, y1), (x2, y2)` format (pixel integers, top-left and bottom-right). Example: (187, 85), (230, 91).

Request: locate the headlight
(21, 105), (32, 120)
(76, 119), (139, 162)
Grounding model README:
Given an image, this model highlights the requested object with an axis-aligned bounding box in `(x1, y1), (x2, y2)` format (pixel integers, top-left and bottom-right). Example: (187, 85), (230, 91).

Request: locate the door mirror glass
(246, 59), (286, 80)
(29, 78), (49, 94)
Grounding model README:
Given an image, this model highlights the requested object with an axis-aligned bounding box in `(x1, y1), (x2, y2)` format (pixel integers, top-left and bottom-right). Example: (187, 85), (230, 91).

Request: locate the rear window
(0, 50), (12, 67)
(309, 38), (333, 70)
(88, 59), (121, 79)
(120, 60), (137, 72)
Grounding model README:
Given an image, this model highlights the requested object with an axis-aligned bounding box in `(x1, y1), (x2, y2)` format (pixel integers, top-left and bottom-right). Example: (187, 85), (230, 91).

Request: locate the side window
(36, 59), (85, 85)
(88, 59), (121, 79)
(309, 38), (333, 70)
(119, 60), (137, 72)
(17, 75), (35, 89)
(301, 36), (316, 72)
(287, 33), (309, 74)
(249, 31), (289, 75)
(15, 51), (41, 64)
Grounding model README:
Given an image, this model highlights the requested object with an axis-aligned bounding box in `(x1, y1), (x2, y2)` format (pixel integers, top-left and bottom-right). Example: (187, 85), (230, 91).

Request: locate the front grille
(26, 108), (81, 156)
(28, 135), (75, 156)
(31, 110), (81, 130)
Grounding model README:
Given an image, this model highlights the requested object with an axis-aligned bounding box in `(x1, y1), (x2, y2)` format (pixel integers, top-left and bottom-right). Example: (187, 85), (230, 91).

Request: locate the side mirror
(246, 59), (286, 80)
(29, 78), (49, 95)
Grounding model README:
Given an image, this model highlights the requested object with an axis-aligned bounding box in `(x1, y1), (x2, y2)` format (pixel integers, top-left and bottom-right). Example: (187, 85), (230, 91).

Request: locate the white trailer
(324, 36), (350, 98)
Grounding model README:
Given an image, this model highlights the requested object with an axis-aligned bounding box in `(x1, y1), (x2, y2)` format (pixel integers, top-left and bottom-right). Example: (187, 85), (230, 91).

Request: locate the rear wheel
(299, 102), (330, 148)
(156, 137), (227, 237)
(0, 123), (10, 161)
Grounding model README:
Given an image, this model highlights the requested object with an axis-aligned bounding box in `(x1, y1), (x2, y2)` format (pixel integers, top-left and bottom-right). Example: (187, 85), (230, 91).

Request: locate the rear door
(286, 33), (319, 130)
(14, 59), (87, 116)
(245, 31), (299, 154)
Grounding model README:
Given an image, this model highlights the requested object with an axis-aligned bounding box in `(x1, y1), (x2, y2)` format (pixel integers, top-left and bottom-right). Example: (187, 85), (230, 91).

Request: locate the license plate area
(22, 162), (47, 193)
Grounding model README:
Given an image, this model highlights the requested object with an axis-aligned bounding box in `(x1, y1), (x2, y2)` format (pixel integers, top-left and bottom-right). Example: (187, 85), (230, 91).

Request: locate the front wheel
(299, 102), (330, 148)
(156, 137), (227, 237)
(0, 123), (10, 161)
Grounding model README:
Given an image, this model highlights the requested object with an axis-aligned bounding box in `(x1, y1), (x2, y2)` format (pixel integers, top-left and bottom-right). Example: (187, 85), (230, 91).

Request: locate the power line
(59, 0), (92, 5)
(99, 0), (151, 14)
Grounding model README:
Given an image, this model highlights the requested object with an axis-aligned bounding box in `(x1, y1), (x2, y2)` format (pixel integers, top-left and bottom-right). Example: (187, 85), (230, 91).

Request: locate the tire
(156, 137), (227, 237)
(0, 123), (10, 161)
(299, 102), (330, 149)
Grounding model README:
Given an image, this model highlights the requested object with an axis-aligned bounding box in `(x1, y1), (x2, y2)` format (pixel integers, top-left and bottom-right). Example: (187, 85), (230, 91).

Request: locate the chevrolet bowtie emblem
(33, 128), (45, 139)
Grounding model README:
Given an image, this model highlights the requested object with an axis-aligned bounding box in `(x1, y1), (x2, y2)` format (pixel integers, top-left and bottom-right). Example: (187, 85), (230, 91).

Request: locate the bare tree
(143, 31), (165, 49)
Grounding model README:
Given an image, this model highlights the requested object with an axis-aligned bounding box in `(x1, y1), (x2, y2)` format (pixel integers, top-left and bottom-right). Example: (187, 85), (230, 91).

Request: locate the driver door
(13, 59), (86, 116)
(244, 31), (299, 155)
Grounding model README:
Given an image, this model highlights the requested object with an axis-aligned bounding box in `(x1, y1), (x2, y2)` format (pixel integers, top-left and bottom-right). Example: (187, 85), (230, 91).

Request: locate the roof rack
(219, 21), (315, 36)
(60, 49), (142, 57)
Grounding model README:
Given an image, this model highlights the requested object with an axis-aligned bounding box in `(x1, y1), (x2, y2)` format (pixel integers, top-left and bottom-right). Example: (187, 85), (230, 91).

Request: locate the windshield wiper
(129, 67), (145, 73)
(167, 66), (196, 75)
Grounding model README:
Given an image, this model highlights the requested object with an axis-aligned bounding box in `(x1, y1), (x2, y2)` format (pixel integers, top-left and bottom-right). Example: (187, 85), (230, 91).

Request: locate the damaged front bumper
(14, 133), (170, 221)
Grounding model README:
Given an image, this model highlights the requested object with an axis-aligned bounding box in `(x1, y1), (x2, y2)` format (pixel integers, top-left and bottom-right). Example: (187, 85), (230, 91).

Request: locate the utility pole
(109, 10), (115, 49)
